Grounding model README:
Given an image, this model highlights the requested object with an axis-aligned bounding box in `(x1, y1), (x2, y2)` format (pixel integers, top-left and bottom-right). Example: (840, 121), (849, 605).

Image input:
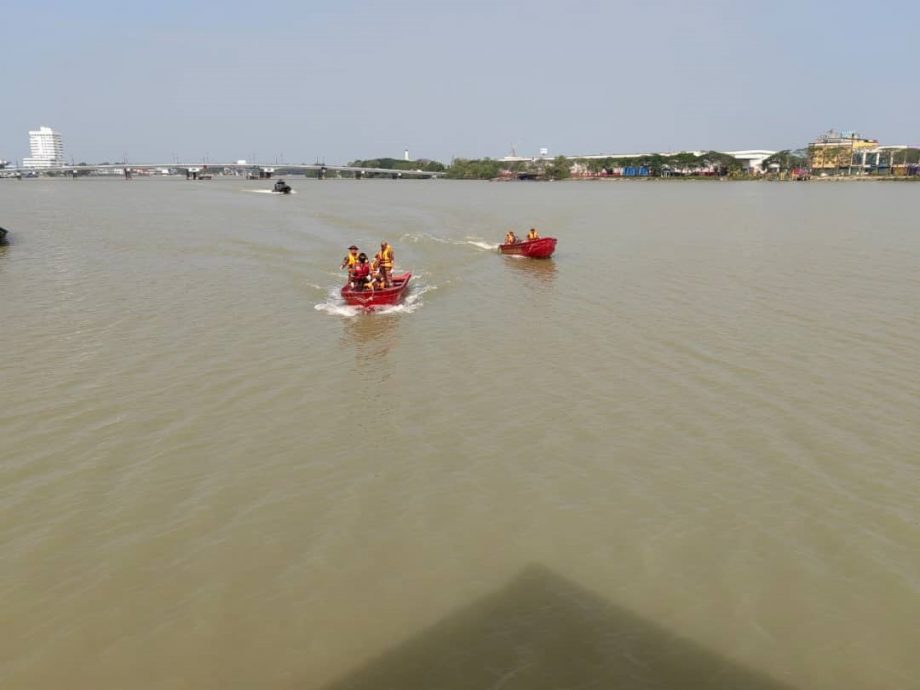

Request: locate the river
(1, 177), (918, 689)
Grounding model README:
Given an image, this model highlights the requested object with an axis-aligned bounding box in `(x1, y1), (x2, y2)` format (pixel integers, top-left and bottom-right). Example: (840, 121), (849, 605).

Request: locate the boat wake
(314, 282), (435, 317)
(244, 189), (298, 194)
(399, 232), (498, 251)
(467, 240), (499, 251)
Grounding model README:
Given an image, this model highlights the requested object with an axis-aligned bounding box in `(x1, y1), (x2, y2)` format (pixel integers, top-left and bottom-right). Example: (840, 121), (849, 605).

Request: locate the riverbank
(491, 174), (920, 183)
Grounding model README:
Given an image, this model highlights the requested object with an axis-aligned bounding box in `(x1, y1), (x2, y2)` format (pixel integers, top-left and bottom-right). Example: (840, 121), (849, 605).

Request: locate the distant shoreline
(491, 175), (920, 183)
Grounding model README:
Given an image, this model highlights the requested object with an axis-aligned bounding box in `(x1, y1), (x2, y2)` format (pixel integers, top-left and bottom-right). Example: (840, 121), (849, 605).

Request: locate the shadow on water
(503, 256), (557, 288)
(340, 313), (401, 368)
(319, 564), (796, 690)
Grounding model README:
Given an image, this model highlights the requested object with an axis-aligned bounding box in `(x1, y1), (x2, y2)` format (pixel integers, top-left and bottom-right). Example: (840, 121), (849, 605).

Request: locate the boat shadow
(317, 564), (797, 690)
(340, 311), (401, 367)
(503, 255), (557, 287)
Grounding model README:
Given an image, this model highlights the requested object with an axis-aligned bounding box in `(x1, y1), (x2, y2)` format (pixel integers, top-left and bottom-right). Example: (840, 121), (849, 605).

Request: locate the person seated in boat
(504, 230), (518, 245)
(369, 271), (387, 290)
(351, 253), (372, 290)
(373, 241), (394, 288)
(527, 227), (540, 240)
(340, 245), (359, 272)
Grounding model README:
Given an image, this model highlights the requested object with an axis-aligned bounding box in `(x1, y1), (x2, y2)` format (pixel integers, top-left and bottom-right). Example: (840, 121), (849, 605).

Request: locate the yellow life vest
(344, 253), (357, 267)
(376, 245), (393, 269)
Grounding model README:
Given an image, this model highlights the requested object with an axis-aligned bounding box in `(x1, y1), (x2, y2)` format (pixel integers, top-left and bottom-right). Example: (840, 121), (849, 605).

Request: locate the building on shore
(859, 145), (920, 176)
(807, 130), (920, 176)
(807, 130), (878, 175)
(23, 126), (64, 168)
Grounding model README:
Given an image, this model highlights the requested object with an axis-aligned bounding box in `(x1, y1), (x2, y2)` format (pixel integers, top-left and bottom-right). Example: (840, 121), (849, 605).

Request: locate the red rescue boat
(499, 237), (557, 259)
(341, 273), (412, 309)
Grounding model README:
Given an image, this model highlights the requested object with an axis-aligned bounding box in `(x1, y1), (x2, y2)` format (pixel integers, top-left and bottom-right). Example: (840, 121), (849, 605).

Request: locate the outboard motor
(273, 179), (292, 194)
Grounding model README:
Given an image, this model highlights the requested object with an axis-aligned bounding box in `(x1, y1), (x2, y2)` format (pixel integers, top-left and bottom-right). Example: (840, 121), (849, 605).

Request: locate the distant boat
(0, 226), (8, 243)
(272, 179), (292, 194)
(499, 237), (557, 259)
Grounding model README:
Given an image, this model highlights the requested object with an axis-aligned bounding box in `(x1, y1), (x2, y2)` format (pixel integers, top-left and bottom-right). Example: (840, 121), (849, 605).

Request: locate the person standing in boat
(505, 230), (518, 245)
(351, 253), (371, 290)
(527, 227), (540, 240)
(373, 241), (394, 288)
(341, 245), (359, 271)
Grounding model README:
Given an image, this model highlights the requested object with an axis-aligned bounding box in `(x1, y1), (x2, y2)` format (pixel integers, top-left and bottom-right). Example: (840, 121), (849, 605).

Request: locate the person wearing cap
(340, 245), (360, 271)
(527, 227), (540, 240)
(373, 241), (394, 288)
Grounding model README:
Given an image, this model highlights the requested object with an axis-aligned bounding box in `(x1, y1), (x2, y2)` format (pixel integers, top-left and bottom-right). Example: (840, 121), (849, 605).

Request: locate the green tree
(445, 158), (502, 180)
(546, 155), (571, 180)
(762, 150), (807, 172)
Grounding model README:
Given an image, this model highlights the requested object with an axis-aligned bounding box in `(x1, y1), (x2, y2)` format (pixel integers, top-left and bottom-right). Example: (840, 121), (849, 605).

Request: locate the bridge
(0, 162), (445, 180)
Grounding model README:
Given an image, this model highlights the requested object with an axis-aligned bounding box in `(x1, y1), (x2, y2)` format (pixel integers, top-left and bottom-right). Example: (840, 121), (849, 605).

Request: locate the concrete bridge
(0, 162), (445, 180)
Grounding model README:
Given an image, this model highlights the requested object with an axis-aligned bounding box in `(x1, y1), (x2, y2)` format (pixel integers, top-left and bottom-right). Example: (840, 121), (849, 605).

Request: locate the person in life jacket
(373, 241), (394, 288)
(351, 252), (371, 289)
(340, 245), (359, 272)
(505, 230), (517, 245)
(527, 227), (539, 240)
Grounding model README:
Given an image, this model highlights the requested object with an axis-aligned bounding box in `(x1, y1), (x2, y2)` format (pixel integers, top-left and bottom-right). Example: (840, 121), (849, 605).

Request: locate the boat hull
(499, 237), (557, 258)
(341, 272), (412, 308)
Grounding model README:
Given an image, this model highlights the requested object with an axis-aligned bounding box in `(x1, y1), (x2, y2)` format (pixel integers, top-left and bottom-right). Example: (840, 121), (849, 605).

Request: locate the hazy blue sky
(2, 0), (918, 164)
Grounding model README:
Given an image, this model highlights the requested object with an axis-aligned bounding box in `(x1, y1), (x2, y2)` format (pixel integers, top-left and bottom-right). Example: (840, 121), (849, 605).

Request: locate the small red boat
(499, 237), (557, 259)
(341, 272), (412, 309)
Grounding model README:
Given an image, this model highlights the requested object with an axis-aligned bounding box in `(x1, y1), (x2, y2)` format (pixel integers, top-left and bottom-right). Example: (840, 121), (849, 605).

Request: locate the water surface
(1, 177), (918, 689)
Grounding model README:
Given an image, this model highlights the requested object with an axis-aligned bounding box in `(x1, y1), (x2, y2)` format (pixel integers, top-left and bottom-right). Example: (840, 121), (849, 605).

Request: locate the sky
(1, 0), (918, 165)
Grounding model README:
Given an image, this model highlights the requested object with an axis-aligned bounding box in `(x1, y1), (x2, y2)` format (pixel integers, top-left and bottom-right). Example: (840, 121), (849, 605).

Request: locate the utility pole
(848, 134), (854, 177)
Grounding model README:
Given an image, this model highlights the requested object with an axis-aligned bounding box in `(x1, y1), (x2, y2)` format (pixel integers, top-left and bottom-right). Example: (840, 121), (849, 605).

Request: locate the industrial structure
(807, 130), (919, 176)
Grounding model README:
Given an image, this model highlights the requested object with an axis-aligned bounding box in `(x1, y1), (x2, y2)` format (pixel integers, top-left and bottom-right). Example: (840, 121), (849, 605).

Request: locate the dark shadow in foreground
(320, 564), (795, 690)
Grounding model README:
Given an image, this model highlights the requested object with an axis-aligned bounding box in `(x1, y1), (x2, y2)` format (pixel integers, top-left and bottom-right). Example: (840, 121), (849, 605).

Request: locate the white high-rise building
(23, 126), (64, 168)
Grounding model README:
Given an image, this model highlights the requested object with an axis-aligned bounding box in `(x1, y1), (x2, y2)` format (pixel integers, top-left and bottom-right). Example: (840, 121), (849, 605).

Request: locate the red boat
(499, 237), (557, 259)
(341, 273), (412, 309)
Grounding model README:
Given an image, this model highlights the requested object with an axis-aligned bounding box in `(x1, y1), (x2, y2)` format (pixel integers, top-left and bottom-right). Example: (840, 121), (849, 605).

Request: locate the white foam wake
(313, 282), (435, 317)
(398, 232), (498, 251)
(467, 240), (499, 250)
(244, 189), (298, 194)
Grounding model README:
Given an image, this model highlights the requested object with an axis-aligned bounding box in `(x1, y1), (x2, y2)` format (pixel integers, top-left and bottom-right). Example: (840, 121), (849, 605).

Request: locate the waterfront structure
(808, 130), (878, 175)
(23, 126), (64, 168)
(721, 150), (775, 173)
